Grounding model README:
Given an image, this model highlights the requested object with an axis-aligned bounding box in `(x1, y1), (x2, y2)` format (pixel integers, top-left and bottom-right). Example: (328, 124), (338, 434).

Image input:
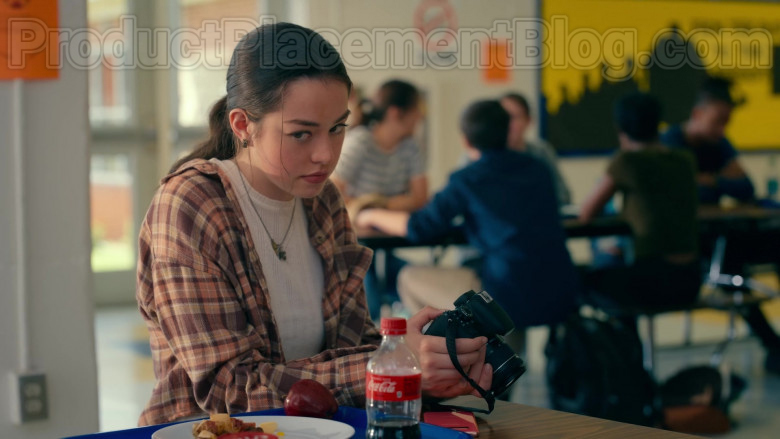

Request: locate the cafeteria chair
(630, 235), (777, 376)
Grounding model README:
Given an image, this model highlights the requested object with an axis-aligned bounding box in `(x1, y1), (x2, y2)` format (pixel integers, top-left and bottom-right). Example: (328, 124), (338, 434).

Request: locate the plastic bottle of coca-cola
(366, 317), (422, 439)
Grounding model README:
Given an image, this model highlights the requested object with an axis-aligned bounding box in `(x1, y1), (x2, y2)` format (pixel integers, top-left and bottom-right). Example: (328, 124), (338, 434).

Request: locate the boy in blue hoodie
(357, 100), (580, 329)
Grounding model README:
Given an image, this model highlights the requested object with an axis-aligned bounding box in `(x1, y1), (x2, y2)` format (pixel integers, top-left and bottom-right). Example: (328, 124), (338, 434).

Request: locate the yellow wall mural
(541, 0), (779, 153)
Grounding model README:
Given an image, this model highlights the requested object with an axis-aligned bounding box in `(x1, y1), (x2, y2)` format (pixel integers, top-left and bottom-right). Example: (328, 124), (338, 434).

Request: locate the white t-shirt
(214, 159), (325, 361)
(334, 125), (426, 198)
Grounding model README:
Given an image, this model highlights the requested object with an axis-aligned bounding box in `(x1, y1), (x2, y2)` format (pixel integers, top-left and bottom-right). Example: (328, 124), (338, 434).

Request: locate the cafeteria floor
(95, 274), (780, 438)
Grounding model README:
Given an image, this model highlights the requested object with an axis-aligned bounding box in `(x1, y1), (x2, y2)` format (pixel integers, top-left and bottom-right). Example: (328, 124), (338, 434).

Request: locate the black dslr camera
(424, 290), (526, 400)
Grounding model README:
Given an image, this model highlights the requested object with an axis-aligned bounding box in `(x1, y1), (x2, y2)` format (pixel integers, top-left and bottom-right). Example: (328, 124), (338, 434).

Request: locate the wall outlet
(9, 372), (49, 424)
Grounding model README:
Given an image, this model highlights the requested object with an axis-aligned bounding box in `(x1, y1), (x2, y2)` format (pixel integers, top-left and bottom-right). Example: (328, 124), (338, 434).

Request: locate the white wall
(0, 1), (100, 437)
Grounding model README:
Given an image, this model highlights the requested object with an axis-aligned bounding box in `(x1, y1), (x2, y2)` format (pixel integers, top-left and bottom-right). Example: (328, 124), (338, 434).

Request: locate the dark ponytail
(169, 95), (234, 173)
(169, 22), (352, 174)
(360, 79), (419, 127)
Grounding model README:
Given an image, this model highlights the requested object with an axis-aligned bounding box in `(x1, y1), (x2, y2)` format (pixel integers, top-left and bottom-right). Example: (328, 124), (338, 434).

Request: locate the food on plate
(191, 414), (278, 439)
(258, 422), (277, 433)
(213, 433), (278, 439)
(284, 379), (339, 419)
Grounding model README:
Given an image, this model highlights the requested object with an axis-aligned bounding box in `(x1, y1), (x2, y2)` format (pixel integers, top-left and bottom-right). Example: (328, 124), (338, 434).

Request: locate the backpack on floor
(545, 313), (660, 426)
(660, 365), (747, 434)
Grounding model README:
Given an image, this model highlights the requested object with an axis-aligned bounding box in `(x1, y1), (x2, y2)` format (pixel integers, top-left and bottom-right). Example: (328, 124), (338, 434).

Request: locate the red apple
(284, 379), (339, 419)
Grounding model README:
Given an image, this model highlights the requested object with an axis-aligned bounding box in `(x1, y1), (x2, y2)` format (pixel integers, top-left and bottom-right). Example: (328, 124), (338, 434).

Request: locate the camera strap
(443, 317), (496, 414)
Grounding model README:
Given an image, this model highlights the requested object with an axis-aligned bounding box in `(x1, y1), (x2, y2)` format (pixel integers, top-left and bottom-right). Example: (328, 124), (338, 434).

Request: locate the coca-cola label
(366, 372), (422, 402)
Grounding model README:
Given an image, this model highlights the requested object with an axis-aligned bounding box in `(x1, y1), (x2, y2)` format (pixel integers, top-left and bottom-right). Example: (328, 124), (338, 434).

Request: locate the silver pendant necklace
(236, 159), (296, 261)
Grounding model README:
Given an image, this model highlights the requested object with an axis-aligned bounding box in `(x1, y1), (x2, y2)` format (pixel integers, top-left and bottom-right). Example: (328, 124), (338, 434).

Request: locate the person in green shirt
(580, 92), (701, 310)
(580, 92), (780, 374)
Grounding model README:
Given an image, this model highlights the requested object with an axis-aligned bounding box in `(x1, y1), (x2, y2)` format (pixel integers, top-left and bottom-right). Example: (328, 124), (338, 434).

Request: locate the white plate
(152, 415), (355, 439)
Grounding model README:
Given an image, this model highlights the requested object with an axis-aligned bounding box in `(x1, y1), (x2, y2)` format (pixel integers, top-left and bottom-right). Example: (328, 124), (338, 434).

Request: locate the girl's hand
(354, 208), (378, 230)
(405, 307), (493, 399)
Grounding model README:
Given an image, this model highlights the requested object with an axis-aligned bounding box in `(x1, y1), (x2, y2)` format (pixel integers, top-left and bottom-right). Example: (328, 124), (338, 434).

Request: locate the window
(90, 154), (135, 273)
(88, 0), (133, 127)
(177, 0), (261, 127)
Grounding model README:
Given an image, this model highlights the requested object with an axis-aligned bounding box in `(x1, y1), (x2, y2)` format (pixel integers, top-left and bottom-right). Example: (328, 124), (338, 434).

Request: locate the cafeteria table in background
(358, 205), (780, 295)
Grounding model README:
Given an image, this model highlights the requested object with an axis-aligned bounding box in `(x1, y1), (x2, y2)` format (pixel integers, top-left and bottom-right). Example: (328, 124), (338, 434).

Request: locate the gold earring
(242, 139), (248, 148)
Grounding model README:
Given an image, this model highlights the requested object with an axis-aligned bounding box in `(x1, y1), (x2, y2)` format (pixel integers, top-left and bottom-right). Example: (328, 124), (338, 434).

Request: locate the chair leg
(711, 307), (737, 366)
(643, 315), (655, 374)
(375, 249), (387, 292)
(683, 311), (693, 346)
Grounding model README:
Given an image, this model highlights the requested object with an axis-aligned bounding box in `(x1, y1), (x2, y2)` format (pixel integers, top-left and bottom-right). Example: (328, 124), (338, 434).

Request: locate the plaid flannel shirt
(136, 160), (380, 426)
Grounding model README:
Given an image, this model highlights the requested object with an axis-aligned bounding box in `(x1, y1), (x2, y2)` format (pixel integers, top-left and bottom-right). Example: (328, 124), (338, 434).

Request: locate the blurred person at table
(356, 99), (580, 333)
(331, 79), (427, 320)
(457, 92), (570, 207)
(135, 23), (491, 426)
(580, 93), (701, 311)
(581, 93), (780, 373)
(501, 92), (571, 206)
(661, 76), (754, 205)
(663, 77), (780, 373)
(331, 79), (427, 211)
(453, 92), (574, 273)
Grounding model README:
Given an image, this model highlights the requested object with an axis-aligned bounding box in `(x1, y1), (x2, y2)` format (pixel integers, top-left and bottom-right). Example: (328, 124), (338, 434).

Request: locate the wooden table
(63, 402), (702, 439)
(446, 397), (701, 438)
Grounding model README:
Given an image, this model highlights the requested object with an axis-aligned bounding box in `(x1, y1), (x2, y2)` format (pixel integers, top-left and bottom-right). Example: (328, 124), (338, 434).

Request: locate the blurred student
(582, 93), (780, 373)
(501, 93), (571, 206)
(454, 93), (573, 269)
(661, 76), (754, 204)
(332, 79), (426, 210)
(580, 93), (701, 310)
(356, 100), (580, 330)
(664, 78), (780, 373)
(331, 79), (427, 320)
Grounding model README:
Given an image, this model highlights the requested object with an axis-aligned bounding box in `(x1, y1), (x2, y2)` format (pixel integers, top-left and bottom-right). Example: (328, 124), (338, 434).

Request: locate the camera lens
(485, 340), (526, 398)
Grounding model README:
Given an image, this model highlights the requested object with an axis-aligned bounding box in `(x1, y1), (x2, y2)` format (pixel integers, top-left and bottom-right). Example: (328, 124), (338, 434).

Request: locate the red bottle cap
(380, 317), (407, 335)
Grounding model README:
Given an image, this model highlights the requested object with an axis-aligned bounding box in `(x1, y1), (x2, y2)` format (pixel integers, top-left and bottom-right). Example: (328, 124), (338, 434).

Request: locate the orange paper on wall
(0, 0), (59, 80)
(482, 39), (511, 84)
